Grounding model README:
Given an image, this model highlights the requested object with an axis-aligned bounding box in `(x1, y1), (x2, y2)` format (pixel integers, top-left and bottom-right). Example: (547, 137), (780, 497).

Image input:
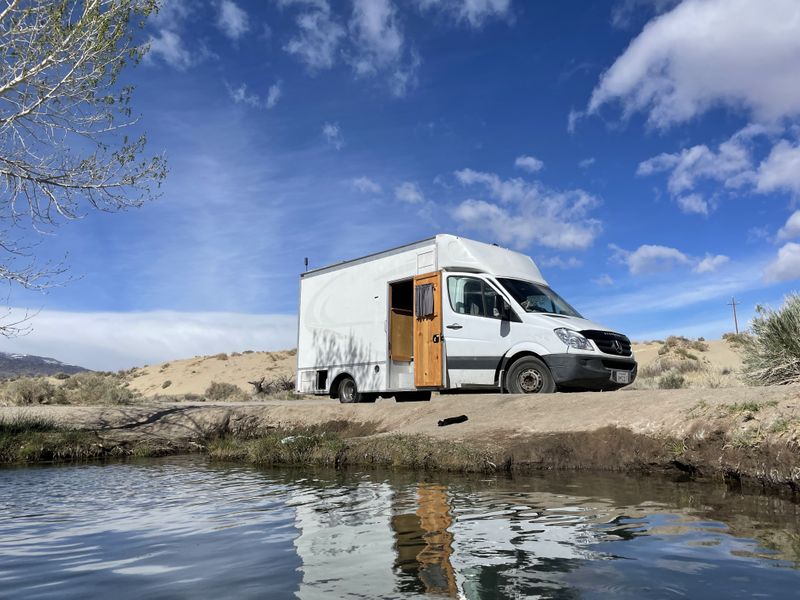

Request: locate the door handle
(446, 323), (463, 330)
(432, 334), (441, 343)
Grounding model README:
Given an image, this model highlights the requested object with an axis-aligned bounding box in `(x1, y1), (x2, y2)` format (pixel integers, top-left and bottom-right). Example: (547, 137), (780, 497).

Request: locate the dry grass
(0, 373), (138, 406)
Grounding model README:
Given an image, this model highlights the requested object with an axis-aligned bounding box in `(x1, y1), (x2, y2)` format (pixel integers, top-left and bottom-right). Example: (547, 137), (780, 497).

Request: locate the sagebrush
(741, 294), (800, 386)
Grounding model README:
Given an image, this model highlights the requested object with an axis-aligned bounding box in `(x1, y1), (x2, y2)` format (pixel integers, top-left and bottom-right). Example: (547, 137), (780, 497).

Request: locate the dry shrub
(57, 372), (137, 405)
(640, 356), (704, 378)
(1, 378), (58, 405)
(0, 373), (137, 405)
(723, 332), (750, 348)
(658, 371), (687, 389)
(741, 294), (800, 386)
(205, 381), (246, 401)
(213, 353), (229, 361)
(162, 380), (172, 389)
(249, 375), (296, 395)
(659, 335), (708, 355)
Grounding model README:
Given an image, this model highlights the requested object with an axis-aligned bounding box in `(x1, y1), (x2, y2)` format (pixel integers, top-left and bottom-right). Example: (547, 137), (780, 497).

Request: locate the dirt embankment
(5, 385), (800, 492)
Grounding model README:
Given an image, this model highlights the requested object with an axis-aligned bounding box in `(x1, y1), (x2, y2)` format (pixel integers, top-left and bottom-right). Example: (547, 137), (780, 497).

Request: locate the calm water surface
(1, 456), (799, 599)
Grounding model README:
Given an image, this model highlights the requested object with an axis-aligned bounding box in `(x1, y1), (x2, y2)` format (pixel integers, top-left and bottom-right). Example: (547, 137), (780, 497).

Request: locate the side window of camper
(447, 276), (508, 319)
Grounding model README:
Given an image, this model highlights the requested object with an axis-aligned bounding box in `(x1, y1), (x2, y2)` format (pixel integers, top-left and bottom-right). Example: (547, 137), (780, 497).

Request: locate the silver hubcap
(341, 380), (356, 402)
(518, 368), (543, 393)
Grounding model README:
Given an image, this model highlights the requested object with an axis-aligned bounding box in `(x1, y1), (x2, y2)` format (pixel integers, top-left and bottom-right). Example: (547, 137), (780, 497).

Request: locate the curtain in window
(415, 283), (435, 318)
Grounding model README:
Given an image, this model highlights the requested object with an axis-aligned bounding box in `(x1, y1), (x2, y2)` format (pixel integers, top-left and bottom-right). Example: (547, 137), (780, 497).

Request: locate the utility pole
(728, 297), (740, 334)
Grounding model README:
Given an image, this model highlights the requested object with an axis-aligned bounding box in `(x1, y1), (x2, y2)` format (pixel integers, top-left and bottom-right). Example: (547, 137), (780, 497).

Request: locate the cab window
(447, 276), (509, 319)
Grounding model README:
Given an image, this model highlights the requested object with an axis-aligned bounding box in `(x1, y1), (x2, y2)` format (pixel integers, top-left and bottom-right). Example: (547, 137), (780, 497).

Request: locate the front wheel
(506, 357), (556, 394)
(338, 376), (375, 403)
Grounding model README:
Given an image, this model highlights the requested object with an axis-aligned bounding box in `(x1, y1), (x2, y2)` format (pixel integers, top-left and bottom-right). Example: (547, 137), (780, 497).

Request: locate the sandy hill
(125, 337), (744, 398)
(631, 337), (744, 388)
(126, 350), (296, 398)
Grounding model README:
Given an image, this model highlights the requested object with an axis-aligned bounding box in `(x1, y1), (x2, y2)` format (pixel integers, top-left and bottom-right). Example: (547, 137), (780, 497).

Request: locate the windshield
(496, 278), (583, 318)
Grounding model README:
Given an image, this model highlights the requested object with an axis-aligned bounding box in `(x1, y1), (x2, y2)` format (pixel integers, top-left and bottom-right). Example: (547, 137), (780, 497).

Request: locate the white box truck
(296, 234), (636, 402)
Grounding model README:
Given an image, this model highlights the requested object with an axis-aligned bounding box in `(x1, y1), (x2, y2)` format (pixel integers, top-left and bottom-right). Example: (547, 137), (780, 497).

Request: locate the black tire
(337, 376), (377, 404)
(395, 391), (432, 402)
(337, 376), (359, 403)
(506, 357), (556, 394)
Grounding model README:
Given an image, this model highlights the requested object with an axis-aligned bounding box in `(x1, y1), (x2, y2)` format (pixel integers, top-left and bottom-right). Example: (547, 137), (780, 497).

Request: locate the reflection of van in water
(295, 234), (636, 402)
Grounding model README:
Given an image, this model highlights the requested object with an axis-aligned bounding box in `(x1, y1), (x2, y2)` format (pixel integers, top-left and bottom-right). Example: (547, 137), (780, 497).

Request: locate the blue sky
(4, 0), (800, 369)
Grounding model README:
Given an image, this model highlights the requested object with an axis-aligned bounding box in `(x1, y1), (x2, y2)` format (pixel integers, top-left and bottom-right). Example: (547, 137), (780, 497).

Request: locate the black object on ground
(438, 415), (468, 427)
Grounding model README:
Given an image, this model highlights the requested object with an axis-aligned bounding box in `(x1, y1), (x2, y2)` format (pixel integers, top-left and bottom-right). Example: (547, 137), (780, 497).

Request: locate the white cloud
(452, 169), (602, 250)
(217, 0), (250, 40)
(610, 0), (680, 29)
(349, 0), (403, 74)
(0, 309), (297, 371)
(147, 29), (195, 70)
(283, 0), (346, 70)
(225, 81), (282, 110)
(351, 177), (382, 194)
(694, 254), (729, 274)
(636, 124), (800, 210)
(226, 82), (261, 108)
(578, 157), (596, 169)
(514, 155), (544, 173)
(610, 243), (691, 275)
(757, 140), (800, 196)
(777, 210), (800, 241)
(764, 242), (800, 282)
(266, 81), (282, 109)
(349, 0), (419, 96)
(414, 0), (513, 28)
(152, 0), (192, 29)
(592, 273), (615, 286)
(675, 193), (708, 216)
(394, 181), (424, 204)
(588, 0), (800, 128)
(612, 243), (731, 275)
(539, 256), (582, 270)
(322, 122), (344, 150)
(637, 125), (764, 195)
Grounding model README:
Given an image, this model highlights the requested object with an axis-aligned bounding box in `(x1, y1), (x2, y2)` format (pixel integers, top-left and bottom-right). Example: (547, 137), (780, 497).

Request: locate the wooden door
(413, 271), (443, 387)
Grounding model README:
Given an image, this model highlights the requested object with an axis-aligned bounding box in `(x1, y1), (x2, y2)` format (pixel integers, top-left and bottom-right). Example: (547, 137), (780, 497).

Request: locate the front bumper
(543, 353), (637, 391)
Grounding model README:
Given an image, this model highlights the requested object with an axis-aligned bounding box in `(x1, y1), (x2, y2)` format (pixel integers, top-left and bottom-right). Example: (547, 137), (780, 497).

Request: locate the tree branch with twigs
(0, 0), (167, 336)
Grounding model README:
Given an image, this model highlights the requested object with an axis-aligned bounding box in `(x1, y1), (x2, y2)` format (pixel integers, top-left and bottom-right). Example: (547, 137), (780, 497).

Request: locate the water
(1, 458), (799, 599)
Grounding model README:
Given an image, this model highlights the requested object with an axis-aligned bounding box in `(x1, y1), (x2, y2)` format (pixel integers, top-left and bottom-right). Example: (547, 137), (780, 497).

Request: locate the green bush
(162, 380), (172, 389)
(741, 294), (800, 386)
(658, 371), (687, 389)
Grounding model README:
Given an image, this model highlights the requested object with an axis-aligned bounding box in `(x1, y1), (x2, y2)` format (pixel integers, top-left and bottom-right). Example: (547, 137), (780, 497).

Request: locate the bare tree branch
(0, 0), (166, 336)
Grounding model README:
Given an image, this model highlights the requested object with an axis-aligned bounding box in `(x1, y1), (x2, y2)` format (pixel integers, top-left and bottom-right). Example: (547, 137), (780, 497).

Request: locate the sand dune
(124, 337), (743, 398)
(125, 350), (296, 398)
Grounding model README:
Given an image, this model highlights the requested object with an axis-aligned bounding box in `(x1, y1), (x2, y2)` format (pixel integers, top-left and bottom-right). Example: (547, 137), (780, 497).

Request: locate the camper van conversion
(296, 235), (636, 402)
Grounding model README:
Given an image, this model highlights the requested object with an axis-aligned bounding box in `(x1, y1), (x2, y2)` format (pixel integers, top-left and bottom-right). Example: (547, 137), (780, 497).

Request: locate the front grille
(580, 330), (633, 357)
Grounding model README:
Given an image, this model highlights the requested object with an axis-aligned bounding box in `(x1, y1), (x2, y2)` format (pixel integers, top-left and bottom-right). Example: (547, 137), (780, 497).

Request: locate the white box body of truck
(296, 234), (636, 402)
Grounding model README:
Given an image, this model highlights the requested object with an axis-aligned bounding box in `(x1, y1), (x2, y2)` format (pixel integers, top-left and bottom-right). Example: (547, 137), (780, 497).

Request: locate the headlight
(554, 328), (594, 351)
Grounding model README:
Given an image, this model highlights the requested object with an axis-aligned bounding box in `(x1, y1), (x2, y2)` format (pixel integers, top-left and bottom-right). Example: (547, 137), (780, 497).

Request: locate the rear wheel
(395, 391), (432, 402)
(506, 357), (556, 394)
(338, 377), (357, 403)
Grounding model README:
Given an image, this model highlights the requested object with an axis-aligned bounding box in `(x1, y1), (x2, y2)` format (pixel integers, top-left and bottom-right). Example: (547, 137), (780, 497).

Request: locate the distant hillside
(0, 352), (89, 378)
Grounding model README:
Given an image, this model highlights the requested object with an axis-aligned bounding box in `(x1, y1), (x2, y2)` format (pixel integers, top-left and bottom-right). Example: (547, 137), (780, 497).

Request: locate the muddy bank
(2, 386), (800, 492)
